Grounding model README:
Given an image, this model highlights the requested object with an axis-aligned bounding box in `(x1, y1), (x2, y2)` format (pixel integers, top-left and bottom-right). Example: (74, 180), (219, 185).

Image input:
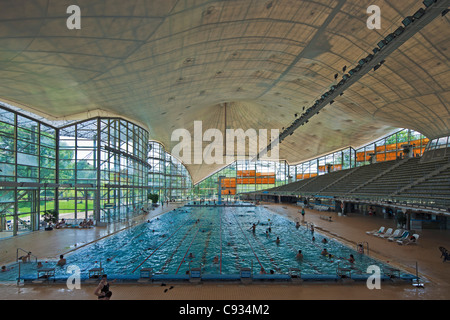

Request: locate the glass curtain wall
(0, 104), (193, 235)
(355, 129), (428, 166)
(193, 160), (288, 200)
(0, 107), (57, 235)
(148, 141), (192, 203)
(425, 136), (450, 151)
(59, 118), (151, 223)
(292, 147), (355, 181)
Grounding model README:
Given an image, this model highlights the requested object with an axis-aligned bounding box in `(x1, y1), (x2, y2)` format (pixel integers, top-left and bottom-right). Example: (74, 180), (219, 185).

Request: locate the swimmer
(249, 221), (260, 232)
(19, 252), (32, 263)
(213, 256), (219, 264)
(296, 250), (303, 260)
(57, 255), (66, 266)
(321, 248), (328, 256)
(322, 238), (328, 244)
(348, 254), (355, 264)
(275, 237), (280, 244)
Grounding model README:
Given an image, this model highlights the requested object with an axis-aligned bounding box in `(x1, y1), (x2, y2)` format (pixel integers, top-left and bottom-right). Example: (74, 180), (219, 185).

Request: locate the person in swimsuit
(94, 274), (115, 300)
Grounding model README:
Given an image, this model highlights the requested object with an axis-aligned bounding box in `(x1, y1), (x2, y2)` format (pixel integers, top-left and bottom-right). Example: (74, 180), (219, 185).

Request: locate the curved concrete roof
(0, 0), (449, 183)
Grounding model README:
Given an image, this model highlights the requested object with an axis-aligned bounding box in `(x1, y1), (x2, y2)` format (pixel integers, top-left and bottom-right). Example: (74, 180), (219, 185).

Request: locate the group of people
(320, 248), (355, 264)
(50, 218), (95, 229)
(79, 219), (94, 228)
(9, 251), (114, 300)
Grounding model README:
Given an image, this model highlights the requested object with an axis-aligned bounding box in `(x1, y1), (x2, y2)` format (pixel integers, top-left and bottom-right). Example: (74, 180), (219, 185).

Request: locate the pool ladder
(357, 242), (369, 255)
(16, 248), (38, 263)
(16, 248), (38, 285)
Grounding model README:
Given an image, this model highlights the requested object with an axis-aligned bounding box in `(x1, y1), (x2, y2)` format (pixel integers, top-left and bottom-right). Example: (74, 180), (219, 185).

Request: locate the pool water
(1, 205), (411, 281)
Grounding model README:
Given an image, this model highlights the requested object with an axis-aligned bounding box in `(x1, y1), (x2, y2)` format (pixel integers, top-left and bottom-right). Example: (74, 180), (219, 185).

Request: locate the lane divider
(176, 227), (201, 274)
(230, 208), (263, 269)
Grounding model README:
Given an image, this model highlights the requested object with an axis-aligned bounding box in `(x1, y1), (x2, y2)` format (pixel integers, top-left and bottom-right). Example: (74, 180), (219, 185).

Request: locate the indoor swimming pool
(2, 205), (415, 282)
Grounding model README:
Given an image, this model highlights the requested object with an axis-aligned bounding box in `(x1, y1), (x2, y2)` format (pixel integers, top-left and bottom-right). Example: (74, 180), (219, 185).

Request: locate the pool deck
(1, 202), (450, 300)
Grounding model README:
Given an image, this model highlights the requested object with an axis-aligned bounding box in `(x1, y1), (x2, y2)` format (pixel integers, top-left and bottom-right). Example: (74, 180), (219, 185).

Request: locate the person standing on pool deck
(301, 208), (305, 221)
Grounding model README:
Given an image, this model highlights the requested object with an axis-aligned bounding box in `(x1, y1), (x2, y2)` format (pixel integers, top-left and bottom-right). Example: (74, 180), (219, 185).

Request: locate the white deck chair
(376, 228), (393, 238)
(366, 226), (384, 235)
(388, 230), (409, 242)
(384, 229), (402, 240)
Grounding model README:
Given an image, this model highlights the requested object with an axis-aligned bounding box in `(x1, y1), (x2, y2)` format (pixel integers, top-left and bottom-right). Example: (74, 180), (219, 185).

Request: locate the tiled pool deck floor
(1, 203), (449, 300)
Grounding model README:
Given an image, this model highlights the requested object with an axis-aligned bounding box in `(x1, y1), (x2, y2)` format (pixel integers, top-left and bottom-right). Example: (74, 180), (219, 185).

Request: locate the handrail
(357, 241), (369, 256)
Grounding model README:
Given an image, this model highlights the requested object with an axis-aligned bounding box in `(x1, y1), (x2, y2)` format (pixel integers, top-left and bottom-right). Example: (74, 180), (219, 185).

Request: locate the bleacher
(320, 160), (398, 195)
(354, 157), (448, 197)
(268, 177), (315, 192)
(295, 169), (350, 193)
(394, 162), (450, 207)
(261, 155), (450, 210)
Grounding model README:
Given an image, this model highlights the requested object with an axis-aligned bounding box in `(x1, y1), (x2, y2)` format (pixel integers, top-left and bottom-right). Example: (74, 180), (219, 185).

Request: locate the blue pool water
(1, 205), (413, 281)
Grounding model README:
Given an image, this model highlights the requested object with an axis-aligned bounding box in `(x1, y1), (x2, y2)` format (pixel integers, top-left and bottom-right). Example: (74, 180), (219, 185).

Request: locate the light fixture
(402, 16), (414, 27)
(394, 26), (404, 37)
(378, 39), (387, 49)
(423, 0), (436, 8)
(385, 33), (395, 43)
(413, 8), (425, 19)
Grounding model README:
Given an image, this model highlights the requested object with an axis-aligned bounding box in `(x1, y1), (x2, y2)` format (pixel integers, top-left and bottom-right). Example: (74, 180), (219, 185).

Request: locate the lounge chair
(397, 234), (419, 245)
(383, 229), (402, 240)
(388, 230), (409, 242)
(366, 226), (384, 235)
(376, 228), (393, 238)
